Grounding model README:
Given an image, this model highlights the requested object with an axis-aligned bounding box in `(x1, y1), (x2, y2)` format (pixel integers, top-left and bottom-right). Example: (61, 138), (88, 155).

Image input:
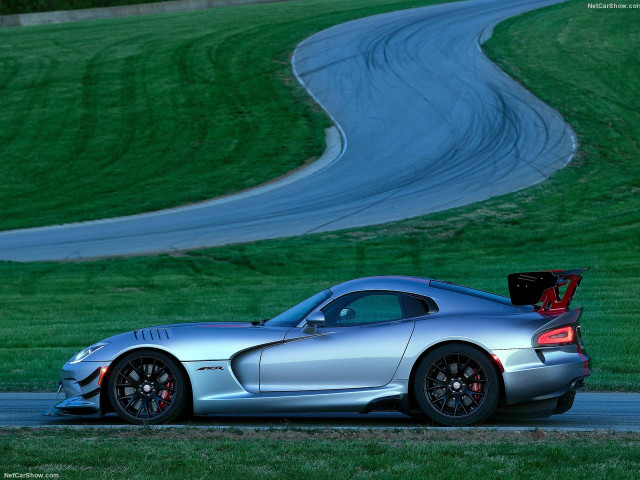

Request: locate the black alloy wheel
(107, 349), (187, 425)
(413, 343), (499, 426)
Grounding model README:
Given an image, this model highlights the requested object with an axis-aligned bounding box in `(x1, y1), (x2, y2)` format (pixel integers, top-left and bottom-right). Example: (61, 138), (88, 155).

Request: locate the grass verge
(0, 0), (638, 392)
(1, 428), (639, 479)
(0, 0), (448, 231)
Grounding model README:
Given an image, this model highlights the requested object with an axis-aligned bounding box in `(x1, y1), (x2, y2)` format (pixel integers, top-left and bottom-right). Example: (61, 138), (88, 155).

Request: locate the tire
(413, 343), (500, 426)
(107, 349), (188, 425)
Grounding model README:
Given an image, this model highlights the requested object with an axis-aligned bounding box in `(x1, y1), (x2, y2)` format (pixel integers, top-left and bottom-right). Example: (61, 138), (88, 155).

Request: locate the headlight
(69, 342), (109, 364)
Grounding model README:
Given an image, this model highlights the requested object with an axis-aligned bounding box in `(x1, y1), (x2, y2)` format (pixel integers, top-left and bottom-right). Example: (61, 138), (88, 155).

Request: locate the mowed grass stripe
(1, 429), (639, 479)
(0, 0), (449, 230)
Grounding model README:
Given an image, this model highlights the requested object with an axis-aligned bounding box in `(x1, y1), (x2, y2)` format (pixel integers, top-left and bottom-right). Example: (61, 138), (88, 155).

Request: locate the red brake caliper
(158, 381), (174, 411)
(470, 373), (482, 402)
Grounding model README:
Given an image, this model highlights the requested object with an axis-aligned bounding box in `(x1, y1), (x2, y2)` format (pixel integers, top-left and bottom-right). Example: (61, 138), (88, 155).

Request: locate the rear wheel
(107, 349), (187, 425)
(413, 343), (499, 426)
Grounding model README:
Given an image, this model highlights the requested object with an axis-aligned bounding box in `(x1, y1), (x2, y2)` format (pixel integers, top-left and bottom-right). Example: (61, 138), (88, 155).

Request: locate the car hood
(89, 322), (291, 362)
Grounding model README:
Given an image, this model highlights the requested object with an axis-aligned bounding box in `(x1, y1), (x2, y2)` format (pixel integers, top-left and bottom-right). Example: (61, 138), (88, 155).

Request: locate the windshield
(266, 289), (332, 327)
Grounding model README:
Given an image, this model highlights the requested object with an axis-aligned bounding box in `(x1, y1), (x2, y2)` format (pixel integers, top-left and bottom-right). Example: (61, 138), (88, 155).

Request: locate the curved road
(1, 393), (638, 431)
(0, 0), (575, 261)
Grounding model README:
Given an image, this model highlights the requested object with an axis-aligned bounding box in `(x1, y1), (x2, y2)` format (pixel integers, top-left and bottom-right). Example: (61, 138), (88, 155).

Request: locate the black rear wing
(508, 268), (587, 312)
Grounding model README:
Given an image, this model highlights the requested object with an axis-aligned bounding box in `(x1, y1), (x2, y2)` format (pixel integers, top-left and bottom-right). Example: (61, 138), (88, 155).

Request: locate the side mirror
(302, 311), (325, 334)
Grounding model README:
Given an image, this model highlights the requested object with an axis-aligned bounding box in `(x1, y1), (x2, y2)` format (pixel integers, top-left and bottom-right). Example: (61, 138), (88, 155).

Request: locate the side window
(321, 292), (403, 326)
(402, 294), (430, 318)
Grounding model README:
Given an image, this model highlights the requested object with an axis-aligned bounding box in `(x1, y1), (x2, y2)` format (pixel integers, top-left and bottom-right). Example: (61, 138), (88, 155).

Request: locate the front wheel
(107, 349), (187, 425)
(413, 343), (500, 426)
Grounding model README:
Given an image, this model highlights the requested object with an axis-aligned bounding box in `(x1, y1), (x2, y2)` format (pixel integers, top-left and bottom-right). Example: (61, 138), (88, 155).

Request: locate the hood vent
(134, 328), (171, 341)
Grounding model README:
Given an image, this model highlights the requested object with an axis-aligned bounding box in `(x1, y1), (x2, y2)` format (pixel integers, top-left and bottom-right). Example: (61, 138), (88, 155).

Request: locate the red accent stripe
(577, 347), (589, 376)
(491, 354), (505, 373)
(97, 367), (108, 387)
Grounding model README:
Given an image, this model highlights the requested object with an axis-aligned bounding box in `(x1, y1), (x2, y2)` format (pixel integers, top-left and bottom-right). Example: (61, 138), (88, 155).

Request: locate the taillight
(536, 326), (575, 346)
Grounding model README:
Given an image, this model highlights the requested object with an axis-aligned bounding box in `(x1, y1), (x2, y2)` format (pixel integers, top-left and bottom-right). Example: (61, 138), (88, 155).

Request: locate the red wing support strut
(508, 268), (588, 312)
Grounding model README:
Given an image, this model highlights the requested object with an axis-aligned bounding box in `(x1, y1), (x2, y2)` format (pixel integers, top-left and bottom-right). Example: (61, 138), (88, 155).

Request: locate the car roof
(330, 276), (524, 314)
(330, 276), (433, 296)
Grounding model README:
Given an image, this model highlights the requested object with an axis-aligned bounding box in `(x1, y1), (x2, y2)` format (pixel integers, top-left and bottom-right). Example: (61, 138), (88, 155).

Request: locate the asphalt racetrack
(1, 393), (638, 431)
(0, 0), (575, 262)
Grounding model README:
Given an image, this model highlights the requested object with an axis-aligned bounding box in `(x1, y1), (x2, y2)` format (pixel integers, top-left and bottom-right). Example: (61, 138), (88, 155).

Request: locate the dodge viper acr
(52, 270), (590, 426)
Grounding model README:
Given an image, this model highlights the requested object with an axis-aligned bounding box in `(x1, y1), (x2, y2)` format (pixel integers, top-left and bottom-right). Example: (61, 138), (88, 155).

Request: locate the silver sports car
(52, 270), (590, 426)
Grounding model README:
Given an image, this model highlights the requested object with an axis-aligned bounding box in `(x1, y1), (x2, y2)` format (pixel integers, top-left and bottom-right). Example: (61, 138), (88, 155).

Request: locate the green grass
(1, 429), (639, 479)
(0, 0), (639, 393)
(0, 0), (450, 231)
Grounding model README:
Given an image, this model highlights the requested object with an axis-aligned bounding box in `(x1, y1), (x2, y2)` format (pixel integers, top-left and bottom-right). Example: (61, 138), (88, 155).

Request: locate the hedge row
(0, 0), (168, 15)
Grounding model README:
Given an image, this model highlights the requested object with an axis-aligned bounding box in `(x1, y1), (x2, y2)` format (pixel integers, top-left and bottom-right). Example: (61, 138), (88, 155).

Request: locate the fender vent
(134, 328), (171, 341)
